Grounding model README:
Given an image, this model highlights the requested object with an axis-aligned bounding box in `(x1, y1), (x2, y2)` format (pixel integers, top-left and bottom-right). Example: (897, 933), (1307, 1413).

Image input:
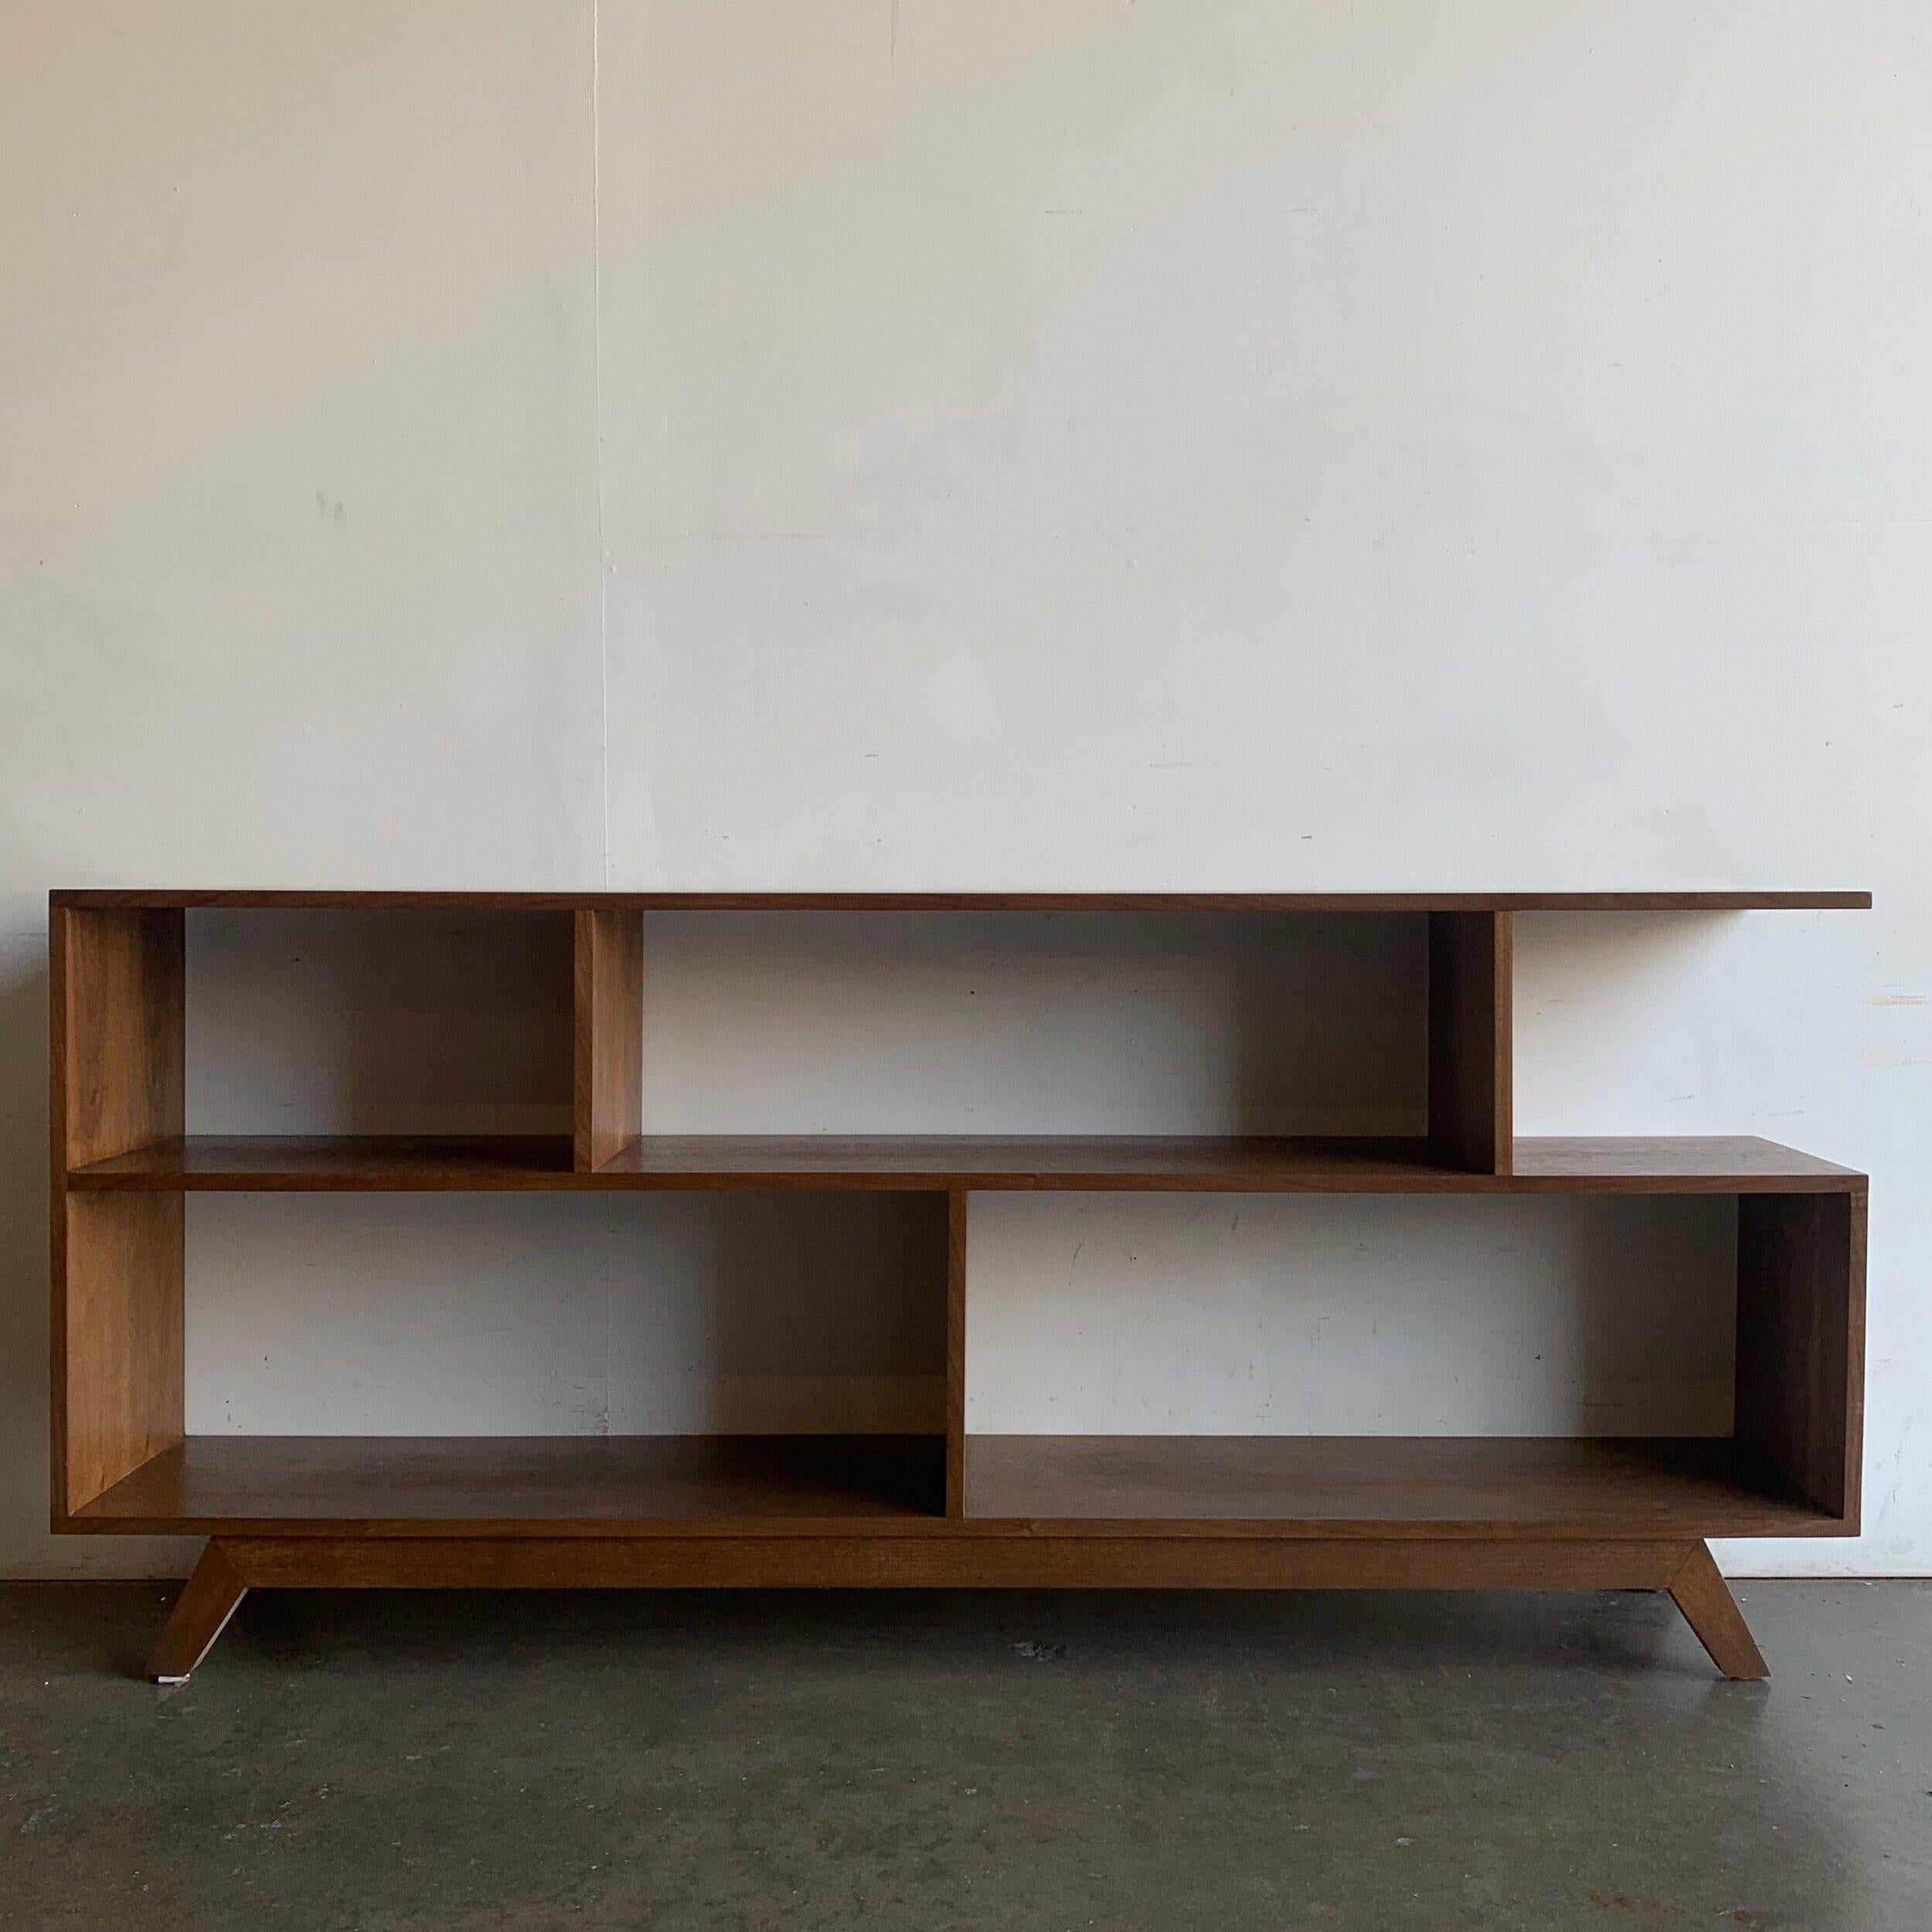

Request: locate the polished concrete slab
(2, 1580), (1927, 1930)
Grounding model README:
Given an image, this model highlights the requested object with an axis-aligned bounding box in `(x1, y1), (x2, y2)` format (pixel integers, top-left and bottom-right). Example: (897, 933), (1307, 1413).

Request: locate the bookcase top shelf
(66, 1134), (1864, 1193)
(49, 889), (1871, 913)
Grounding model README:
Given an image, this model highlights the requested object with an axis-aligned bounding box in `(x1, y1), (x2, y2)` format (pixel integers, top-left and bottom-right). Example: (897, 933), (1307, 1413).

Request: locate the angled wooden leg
(148, 1539), (249, 1684)
(1667, 1542), (1768, 1680)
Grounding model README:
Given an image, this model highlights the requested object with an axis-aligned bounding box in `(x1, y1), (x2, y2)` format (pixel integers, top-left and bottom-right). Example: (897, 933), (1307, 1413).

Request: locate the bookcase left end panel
(51, 902), (185, 1172)
(50, 903), (187, 1522)
(52, 1191), (185, 1523)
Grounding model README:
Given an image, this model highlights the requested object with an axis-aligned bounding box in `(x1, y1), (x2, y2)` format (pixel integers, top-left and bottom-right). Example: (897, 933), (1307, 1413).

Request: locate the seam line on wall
(590, 0), (611, 887)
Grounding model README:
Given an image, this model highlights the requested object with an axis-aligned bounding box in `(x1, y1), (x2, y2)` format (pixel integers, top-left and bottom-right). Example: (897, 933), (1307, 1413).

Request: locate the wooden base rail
(148, 1535), (1767, 1685)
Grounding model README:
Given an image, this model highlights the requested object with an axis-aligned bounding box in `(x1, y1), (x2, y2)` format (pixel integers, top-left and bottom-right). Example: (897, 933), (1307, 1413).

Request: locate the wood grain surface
(66, 1133), (1865, 1192)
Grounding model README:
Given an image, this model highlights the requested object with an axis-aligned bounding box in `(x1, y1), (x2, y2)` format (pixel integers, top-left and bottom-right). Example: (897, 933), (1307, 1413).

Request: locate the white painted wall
(2, 2), (1927, 1576)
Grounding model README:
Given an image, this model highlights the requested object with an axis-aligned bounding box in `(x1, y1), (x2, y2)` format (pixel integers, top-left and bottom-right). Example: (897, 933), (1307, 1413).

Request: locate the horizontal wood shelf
(960, 1435), (1835, 1538)
(71, 1134), (580, 1189)
(72, 1435), (945, 1536)
(68, 1433), (1832, 1541)
(50, 889), (1872, 912)
(66, 1133), (1865, 1192)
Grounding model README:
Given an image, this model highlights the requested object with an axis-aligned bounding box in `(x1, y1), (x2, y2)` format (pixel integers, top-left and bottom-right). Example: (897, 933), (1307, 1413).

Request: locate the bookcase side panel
(1736, 1189), (1866, 1525)
(52, 906), (186, 1518)
(55, 904), (185, 1168)
(57, 1192), (185, 1516)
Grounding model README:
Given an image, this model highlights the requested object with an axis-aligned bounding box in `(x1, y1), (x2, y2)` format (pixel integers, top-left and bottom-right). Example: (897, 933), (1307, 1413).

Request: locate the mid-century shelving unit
(49, 889), (1869, 1682)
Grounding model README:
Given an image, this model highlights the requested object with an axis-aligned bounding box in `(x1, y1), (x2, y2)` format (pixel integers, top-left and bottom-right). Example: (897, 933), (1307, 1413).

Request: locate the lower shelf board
(66, 1432), (1837, 1539)
(70, 1435), (946, 1535)
(958, 1435), (1837, 1538)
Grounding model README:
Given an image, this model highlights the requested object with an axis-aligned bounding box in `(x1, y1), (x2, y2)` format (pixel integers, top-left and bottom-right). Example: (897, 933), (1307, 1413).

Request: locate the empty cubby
(186, 908), (574, 1138)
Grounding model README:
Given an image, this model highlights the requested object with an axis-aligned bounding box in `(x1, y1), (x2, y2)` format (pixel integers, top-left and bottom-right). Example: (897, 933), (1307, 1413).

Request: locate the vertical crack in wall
(590, 0), (612, 887)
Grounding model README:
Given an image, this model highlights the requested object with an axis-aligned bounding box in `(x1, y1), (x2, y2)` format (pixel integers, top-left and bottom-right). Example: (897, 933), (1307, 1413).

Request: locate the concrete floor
(1, 1581), (1927, 1930)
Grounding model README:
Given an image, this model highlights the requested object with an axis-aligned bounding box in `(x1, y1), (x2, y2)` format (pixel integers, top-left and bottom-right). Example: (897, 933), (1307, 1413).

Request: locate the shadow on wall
(1513, 910), (1755, 1134)
(187, 909), (575, 1136)
(181, 906), (1435, 1138)
(184, 1189), (949, 1437)
(629, 909), (1427, 1135)
(0, 947), (50, 1556)
(182, 904), (1768, 1141)
(962, 1191), (1738, 1437)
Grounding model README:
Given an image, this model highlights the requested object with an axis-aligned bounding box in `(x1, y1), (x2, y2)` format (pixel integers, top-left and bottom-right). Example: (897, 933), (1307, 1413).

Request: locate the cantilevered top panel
(66, 1134), (1865, 1192)
(49, 889), (1871, 911)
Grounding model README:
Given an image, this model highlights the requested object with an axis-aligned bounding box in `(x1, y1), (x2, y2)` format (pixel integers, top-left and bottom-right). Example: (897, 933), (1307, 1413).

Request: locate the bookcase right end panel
(1735, 1186), (1867, 1530)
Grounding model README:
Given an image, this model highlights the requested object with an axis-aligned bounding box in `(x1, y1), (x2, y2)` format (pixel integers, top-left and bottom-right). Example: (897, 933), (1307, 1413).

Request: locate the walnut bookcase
(48, 890), (1870, 1683)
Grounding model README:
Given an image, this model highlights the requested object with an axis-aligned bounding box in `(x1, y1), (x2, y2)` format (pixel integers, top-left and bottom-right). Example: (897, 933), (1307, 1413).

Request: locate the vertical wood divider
(1736, 1188), (1866, 1524)
(50, 903), (186, 1516)
(573, 909), (644, 1171)
(53, 903), (185, 1168)
(57, 1196), (185, 1515)
(1427, 910), (1513, 1175)
(945, 1189), (968, 1518)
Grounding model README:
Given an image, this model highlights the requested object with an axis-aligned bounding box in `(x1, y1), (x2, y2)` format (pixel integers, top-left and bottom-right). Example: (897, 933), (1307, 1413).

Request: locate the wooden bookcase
(48, 890), (1870, 1682)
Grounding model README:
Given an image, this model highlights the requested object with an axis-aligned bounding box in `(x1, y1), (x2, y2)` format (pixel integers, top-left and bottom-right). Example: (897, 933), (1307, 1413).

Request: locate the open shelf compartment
(957, 1435), (1833, 1537)
(55, 895), (1529, 1189)
(53, 1177), (954, 1531)
(70, 1434), (946, 1535)
(950, 1184), (1864, 1539)
(49, 899), (583, 1179)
